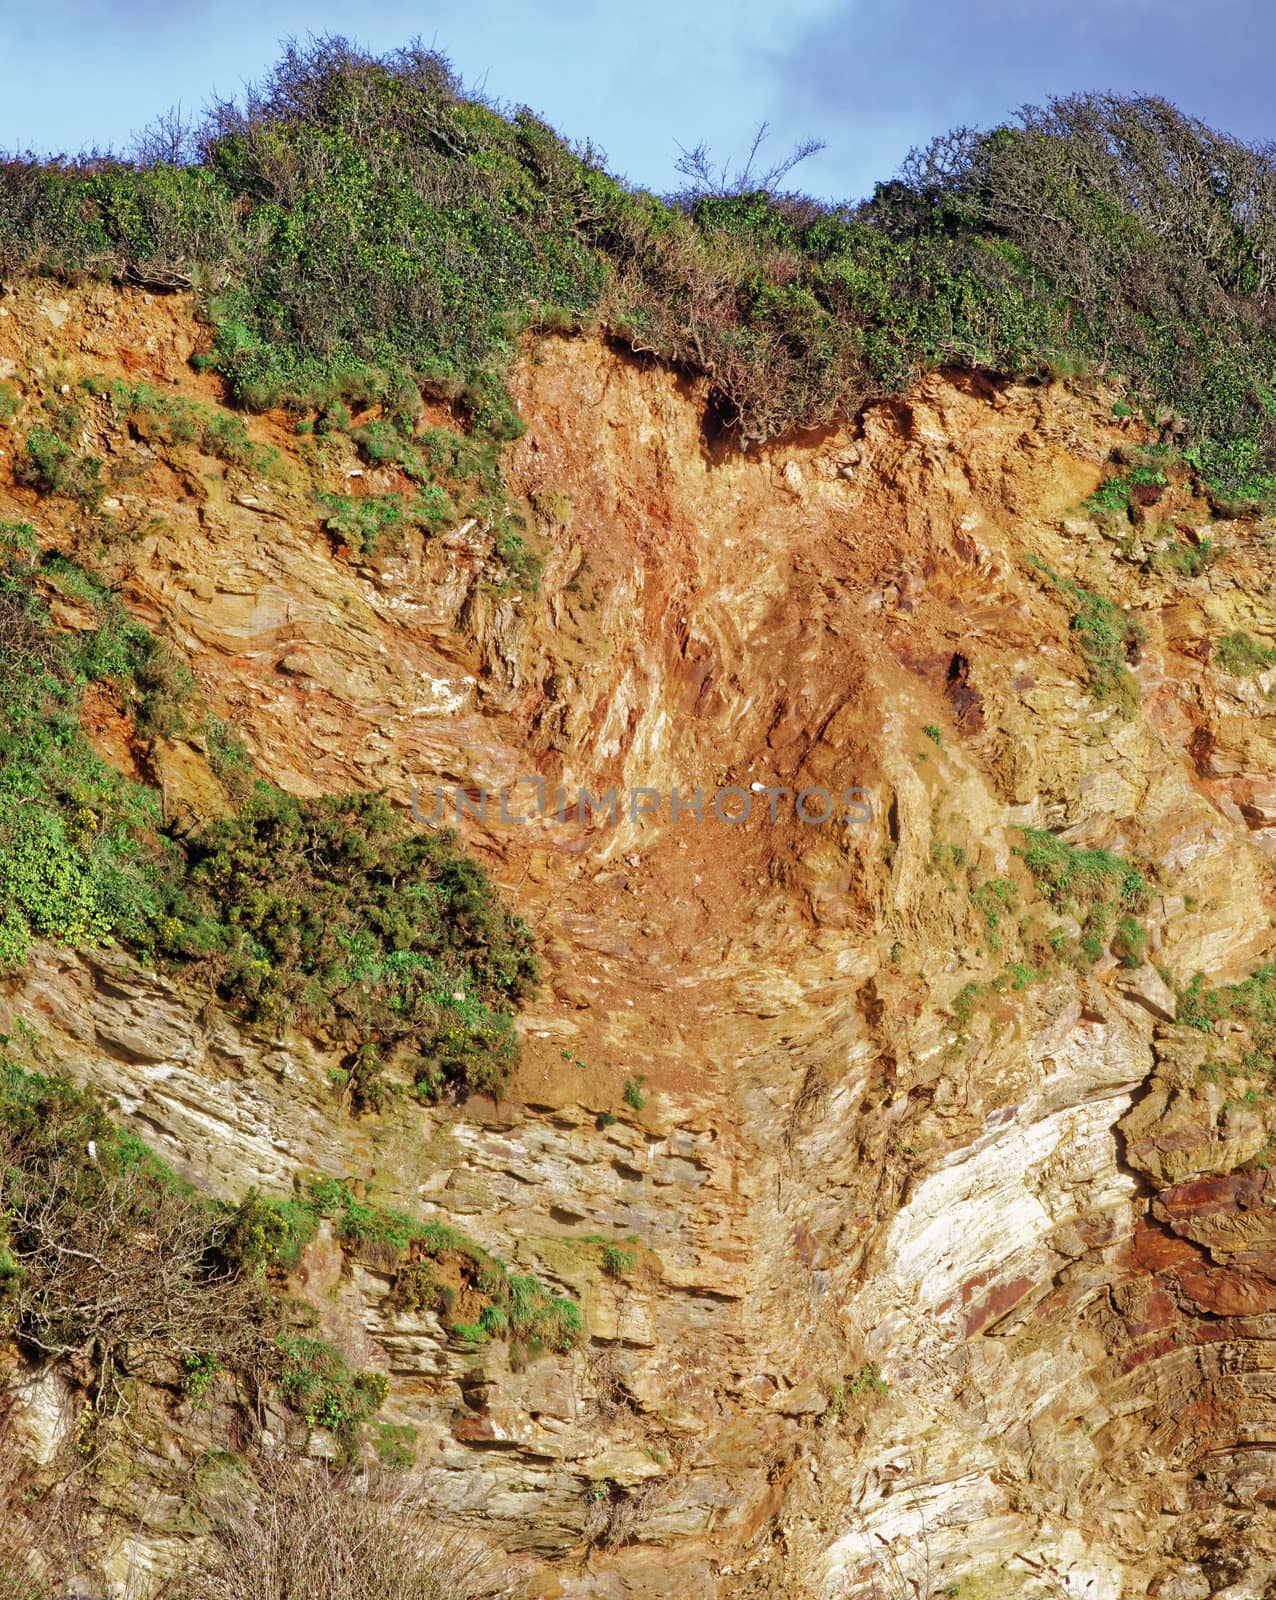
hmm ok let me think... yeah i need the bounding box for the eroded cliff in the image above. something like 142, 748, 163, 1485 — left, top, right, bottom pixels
3, 279, 1276, 1599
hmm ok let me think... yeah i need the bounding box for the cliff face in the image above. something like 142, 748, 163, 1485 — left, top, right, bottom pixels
3, 281, 1276, 1599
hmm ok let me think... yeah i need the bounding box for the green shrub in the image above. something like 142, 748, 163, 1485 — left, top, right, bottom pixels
0, 551, 180, 971
202, 712, 254, 793
0, 1061, 579, 1467
951, 981, 981, 1028
216, 1187, 321, 1273
0, 1063, 269, 1405
1112, 915, 1149, 968
1085, 466, 1166, 516
84, 376, 278, 474
275, 1334, 389, 1434
0, 541, 537, 1096
847, 1360, 889, 1397
293, 1176, 584, 1355
320, 488, 453, 555
622, 1074, 647, 1111
164, 788, 537, 1101
182, 1351, 221, 1405
1147, 536, 1216, 579
970, 876, 1018, 932
1016, 830, 1149, 912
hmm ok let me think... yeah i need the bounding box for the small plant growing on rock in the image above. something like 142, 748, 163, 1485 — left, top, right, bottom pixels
1216, 630, 1276, 676
622, 1074, 647, 1111
1015, 828, 1151, 968
601, 1244, 636, 1278
16, 424, 103, 509
182, 1351, 221, 1407
848, 1360, 889, 1397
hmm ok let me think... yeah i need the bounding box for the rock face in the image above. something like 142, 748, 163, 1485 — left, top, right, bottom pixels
3, 282, 1276, 1596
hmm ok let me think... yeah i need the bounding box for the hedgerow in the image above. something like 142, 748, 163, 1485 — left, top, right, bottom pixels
5, 42, 1276, 495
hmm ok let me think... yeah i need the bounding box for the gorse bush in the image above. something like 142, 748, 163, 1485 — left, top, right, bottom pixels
6, 42, 1276, 485
167, 789, 538, 1102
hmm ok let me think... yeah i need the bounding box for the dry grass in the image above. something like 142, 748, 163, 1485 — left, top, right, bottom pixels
165, 1461, 499, 1600
0, 1446, 498, 1600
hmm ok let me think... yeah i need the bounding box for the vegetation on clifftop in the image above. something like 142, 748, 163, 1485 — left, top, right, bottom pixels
3, 40, 1276, 499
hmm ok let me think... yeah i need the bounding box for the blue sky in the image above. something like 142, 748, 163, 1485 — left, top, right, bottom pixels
5, 1, 1274, 202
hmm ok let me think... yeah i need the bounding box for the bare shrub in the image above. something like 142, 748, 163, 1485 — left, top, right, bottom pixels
581, 1477, 664, 1552
163, 1459, 497, 1600
0, 1435, 150, 1600
673, 121, 825, 202
0, 1442, 497, 1600
0, 1092, 270, 1413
